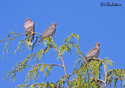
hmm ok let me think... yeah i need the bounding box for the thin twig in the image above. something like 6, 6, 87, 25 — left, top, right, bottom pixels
87, 58, 103, 88
91, 74, 103, 88
68, 58, 103, 88
68, 58, 88, 78
102, 62, 107, 88
0, 33, 25, 42
120, 72, 125, 88
54, 47, 70, 88
68, 71, 75, 78
0, 32, 42, 42
39, 63, 64, 68
29, 82, 66, 88
90, 78, 105, 83
28, 63, 64, 68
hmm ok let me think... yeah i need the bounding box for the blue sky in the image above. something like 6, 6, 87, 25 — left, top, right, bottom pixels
0, 0, 125, 87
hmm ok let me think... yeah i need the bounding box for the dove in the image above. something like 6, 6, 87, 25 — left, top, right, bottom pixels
86, 42, 100, 61
37, 23, 57, 46
24, 18, 35, 45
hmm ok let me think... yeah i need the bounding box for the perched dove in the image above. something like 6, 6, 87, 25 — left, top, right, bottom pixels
24, 18, 35, 45
37, 23, 57, 46
86, 42, 100, 61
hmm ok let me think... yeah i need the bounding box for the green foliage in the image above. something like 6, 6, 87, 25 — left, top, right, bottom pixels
16, 82, 56, 88
70, 60, 101, 88
1, 31, 19, 59
0, 31, 36, 58
25, 65, 40, 83
89, 60, 101, 78
3, 61, 30, 81
1, 32, 125, 88
59, 33, 80, 55
16, 84, 30, 88
14, 39, 26, 54
64, 33, 79, 44
101, 57, 114, 66
107, 69, 125, 87
40, 64, 52, 80
56, 76, 66, 87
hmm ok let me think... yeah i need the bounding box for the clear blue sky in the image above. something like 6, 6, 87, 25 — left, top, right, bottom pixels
0, 0, 125, 87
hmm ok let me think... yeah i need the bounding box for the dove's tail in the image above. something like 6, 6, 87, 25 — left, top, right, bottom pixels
37, 37, 44, 47
27, 35, 34, 46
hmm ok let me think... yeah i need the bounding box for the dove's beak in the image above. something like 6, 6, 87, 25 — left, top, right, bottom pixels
55, 24, 57, 27
25, 18, 29, 21
98, 42, 100, 45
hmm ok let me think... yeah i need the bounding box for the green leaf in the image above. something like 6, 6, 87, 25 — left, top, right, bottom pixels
30, 85, 35, 88
40, 64, 48, 72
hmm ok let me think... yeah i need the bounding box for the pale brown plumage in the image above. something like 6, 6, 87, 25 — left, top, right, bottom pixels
24, 18, 35, 45
86, 42, 100, 61
37, 23, 57, 46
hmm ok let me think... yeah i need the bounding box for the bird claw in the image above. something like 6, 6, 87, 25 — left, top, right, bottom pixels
93, 57, 96, 60
31, 32, 34, 34
93, 57, 101, 60
49, 36, 52, 39
97, 57, 101, 60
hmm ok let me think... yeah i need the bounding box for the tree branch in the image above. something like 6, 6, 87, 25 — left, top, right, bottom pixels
68, 59, 88, 78
29, 63, 64, 68
68, 59, 104, 88
39, 63, 64, 68
54, 47, 70, 88
68, 71, 75, 78
0, 32, 42, 42
102, 62, 107, 88
120, 72, 125, 88
90, 78, 105, 83
91, 73, 103, 88
28, 82, 66, 88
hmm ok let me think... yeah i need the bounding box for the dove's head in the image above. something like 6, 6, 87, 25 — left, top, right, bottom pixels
96, 42, 100, 46
25, 18, 31, 22
52, 23, 57, 27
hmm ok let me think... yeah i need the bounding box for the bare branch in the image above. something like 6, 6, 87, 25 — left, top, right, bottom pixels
68, 71, 75, 78
120, 72, 125, 88
91, 73, 103, 88
54, 47, 70, 88
102, 62, 107, 88
90, 78, 105, 83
